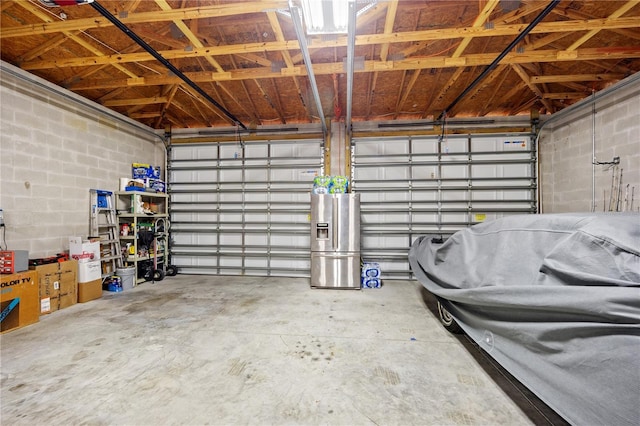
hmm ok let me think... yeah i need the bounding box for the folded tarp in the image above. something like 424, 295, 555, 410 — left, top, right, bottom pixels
408, 213, 640, 426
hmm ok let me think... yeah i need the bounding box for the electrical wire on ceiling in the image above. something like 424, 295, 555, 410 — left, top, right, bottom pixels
39, 0, 248, 130
89, 1, 247, 130
437, 0, 560, 122
30, 0, 162, 76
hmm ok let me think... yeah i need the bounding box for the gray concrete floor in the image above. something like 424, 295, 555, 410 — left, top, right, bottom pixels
1, 276, 566, 425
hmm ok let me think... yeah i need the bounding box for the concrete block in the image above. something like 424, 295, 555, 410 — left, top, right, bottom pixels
1, 91, 33, 113
63, 115, 89, 132
31, 184, 63, 200
14, 110, 47, 131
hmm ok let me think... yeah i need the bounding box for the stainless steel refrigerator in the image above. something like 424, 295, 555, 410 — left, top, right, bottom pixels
310, 193, 361, 289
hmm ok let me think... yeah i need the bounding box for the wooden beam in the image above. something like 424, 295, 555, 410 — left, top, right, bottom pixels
526, 32, 572, 51
253, 78, 286, 123
449, 64, 507, 117
478, 65, 511, 117
266, 10, 310, 122
130, 112, 163, 119
492, 77, 528, 113
510, 96, 539, 116
154, 0, 224, 73
180, 89, 215, 127
551, 4, 640, 43
388, 0, 413, 119
19, 16, 640, 70
155, 84, 179, 128
18, 32, 74, 63
214, 82, 259, 122
493, 2, 547, 25
62, 40, 157, 86
103, 97, 168, 107
567, 1, 638, 51
163, 112, 189, 128
379, 0, 399, 62
452, 0, 499, 58
67, 46, 640, 90
176, 85, 227, 124
216, 27, 259, 124
0, 1, 15, 13
365, 18, 380, 120
134, 25, 189, 50
542, 93, 587, 100
0, 1, 290, 38
351, 127, 531, 139
510, 64, 554, 113
531, 74, 626, 84
395, 69, 421, 116
15, 1, 138, 79
172, 132, 324, 144
432, 68, 465, 109
235, 53, 272, 68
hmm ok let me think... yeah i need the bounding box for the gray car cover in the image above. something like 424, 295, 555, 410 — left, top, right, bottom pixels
408, 213, 640, 426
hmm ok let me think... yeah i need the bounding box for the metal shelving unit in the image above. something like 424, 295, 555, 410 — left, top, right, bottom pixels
116, 191, 169, 284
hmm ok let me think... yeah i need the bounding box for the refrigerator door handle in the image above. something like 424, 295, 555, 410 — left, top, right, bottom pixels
333, 196, 339, 251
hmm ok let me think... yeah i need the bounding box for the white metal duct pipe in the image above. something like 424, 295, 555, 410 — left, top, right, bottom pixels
289, 2, 328, 136
591, 91, 596, 212
345, 0, 357, 136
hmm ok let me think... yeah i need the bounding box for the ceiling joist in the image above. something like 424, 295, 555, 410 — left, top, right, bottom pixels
65, 46, 640, 91
2, 0, 639, 128
18, 16, 640, 71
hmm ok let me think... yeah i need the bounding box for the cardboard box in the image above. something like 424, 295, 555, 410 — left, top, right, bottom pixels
78, 260, 101, 283
69, 237, 100, 261
78, 279, 102, 303
1, 270, 39, 333
31, 260, 78, 314
120, 177, 145, 191
132, 163, 160, 180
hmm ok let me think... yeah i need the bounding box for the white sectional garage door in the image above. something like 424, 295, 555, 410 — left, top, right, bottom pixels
169, 139, 323, 277
352, 133, 537, 279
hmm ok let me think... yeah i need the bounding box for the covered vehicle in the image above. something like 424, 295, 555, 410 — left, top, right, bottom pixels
408, 213, 640, 426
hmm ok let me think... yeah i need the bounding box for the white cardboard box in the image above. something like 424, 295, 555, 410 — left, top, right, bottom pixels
78, 260, 101, 283
69, 237, 100, 261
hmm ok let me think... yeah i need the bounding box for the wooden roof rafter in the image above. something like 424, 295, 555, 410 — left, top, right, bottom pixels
173, 85, 225, 127
214, 80, 260, 124
14, 1, 139, 79
154, 0, 225, 73
266, 10, 311, 122
178, 87, 216, 127
510, 63, 554, 113
153, 84, 180, 128
0, 1, 291, 38
477, 65, 511, 116
17, 16, 640, 71
440, 0, 500, 118
566, 1, 638, 51
214, 26, 260, 125
550, 3, 640, 42
64, 44, 640, 91
2, 1, 639, 128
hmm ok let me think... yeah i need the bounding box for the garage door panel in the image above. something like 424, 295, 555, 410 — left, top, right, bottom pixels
170, 140, 321, 277
354, 133, 536, 279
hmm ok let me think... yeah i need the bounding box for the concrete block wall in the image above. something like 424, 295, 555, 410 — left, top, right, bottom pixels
539, 75, 640, 213
0, 62, 165, 258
